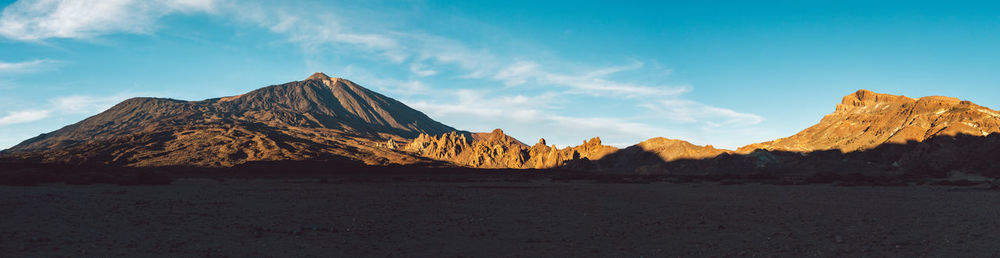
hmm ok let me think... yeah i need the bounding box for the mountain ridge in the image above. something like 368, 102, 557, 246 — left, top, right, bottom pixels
3, 76, 998, 176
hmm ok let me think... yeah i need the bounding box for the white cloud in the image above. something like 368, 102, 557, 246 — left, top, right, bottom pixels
493, 60, 690, 98
339, 66, 429, 95
493, 61, 539, 86
407, 90, 675, 148
0, 109, 50, 125
408, 89, 557, 120
0, 94, 130, 126
642, 99, 764, 126
0, 0, 217, 41
0, 59, 56, 73
50, 95, 130, 114
408, 63, 437, 77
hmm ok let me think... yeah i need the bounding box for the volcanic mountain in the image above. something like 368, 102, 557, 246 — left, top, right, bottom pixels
738, 89, 1000, 153
2, 73, 456, 167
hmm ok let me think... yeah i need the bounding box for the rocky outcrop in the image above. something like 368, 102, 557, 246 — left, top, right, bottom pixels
739, 89, 1000, 153
405, 129, 617, 169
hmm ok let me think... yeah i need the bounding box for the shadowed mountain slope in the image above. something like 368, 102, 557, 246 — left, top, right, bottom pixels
2, 73, 455, 167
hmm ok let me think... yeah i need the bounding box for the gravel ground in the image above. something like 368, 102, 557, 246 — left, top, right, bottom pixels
2, 179, 1000, 257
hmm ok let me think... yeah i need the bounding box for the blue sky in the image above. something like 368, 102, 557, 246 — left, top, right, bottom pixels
1, 0, 999, 150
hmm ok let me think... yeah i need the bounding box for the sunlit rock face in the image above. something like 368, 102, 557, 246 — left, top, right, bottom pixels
739, 89, 1000, 153
406, 129, 618, 169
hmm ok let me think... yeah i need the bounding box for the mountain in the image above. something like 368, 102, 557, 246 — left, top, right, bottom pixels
2, 73, 456, 167
739, 89, 1000, 153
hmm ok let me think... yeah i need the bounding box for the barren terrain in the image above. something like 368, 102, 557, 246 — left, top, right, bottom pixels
2, 178, 999, 257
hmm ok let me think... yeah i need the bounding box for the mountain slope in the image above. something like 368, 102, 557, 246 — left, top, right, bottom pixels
739, 89, 1000, 153
3, 73, 455, 167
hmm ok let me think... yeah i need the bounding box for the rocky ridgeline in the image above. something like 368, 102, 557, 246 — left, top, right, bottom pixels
403, 128, 730, 172
405, 129, 617, 169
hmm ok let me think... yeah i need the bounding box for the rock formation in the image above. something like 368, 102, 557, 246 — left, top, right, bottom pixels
405, 129, 617, 169
739, 89, 1000, 153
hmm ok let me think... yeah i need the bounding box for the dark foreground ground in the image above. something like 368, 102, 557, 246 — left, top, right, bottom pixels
2, 178, 1000, 257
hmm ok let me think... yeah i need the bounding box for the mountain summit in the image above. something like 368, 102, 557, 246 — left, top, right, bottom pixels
3, 74, 456, 167
306, 72, 332, 81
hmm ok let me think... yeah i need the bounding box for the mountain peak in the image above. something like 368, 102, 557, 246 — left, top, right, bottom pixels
306, 72, 332, 81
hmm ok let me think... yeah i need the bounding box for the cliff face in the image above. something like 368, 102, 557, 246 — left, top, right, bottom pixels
739, 89, 1000, 153
3, 73, 453, 167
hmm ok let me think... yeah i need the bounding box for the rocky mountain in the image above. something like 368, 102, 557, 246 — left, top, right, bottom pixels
739, 89, 1000, 153
403, 129, 732, 173
2, 73, 455, 167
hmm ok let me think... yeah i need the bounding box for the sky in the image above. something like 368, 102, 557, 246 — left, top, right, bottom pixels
1, 0, 999, 150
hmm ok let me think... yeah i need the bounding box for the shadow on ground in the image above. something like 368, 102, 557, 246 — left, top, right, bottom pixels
2, 133, 999, 186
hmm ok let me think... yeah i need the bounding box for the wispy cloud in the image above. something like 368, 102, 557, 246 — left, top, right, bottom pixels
491, 59, 691, 97
642, 99, 764, 126
339, 65, 429, 96
0, 94, 132, 126
407, 89, 676, 147
0, 59, 57, 73
0, 0, 217, 41
408, 64, 437, 77
49, 95, 131, 114
0, 109, 50, 125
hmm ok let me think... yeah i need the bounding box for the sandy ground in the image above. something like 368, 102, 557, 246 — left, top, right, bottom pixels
2, 179, 1000, 257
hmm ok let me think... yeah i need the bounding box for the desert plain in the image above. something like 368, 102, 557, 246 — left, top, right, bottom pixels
2, 174, 999, 257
